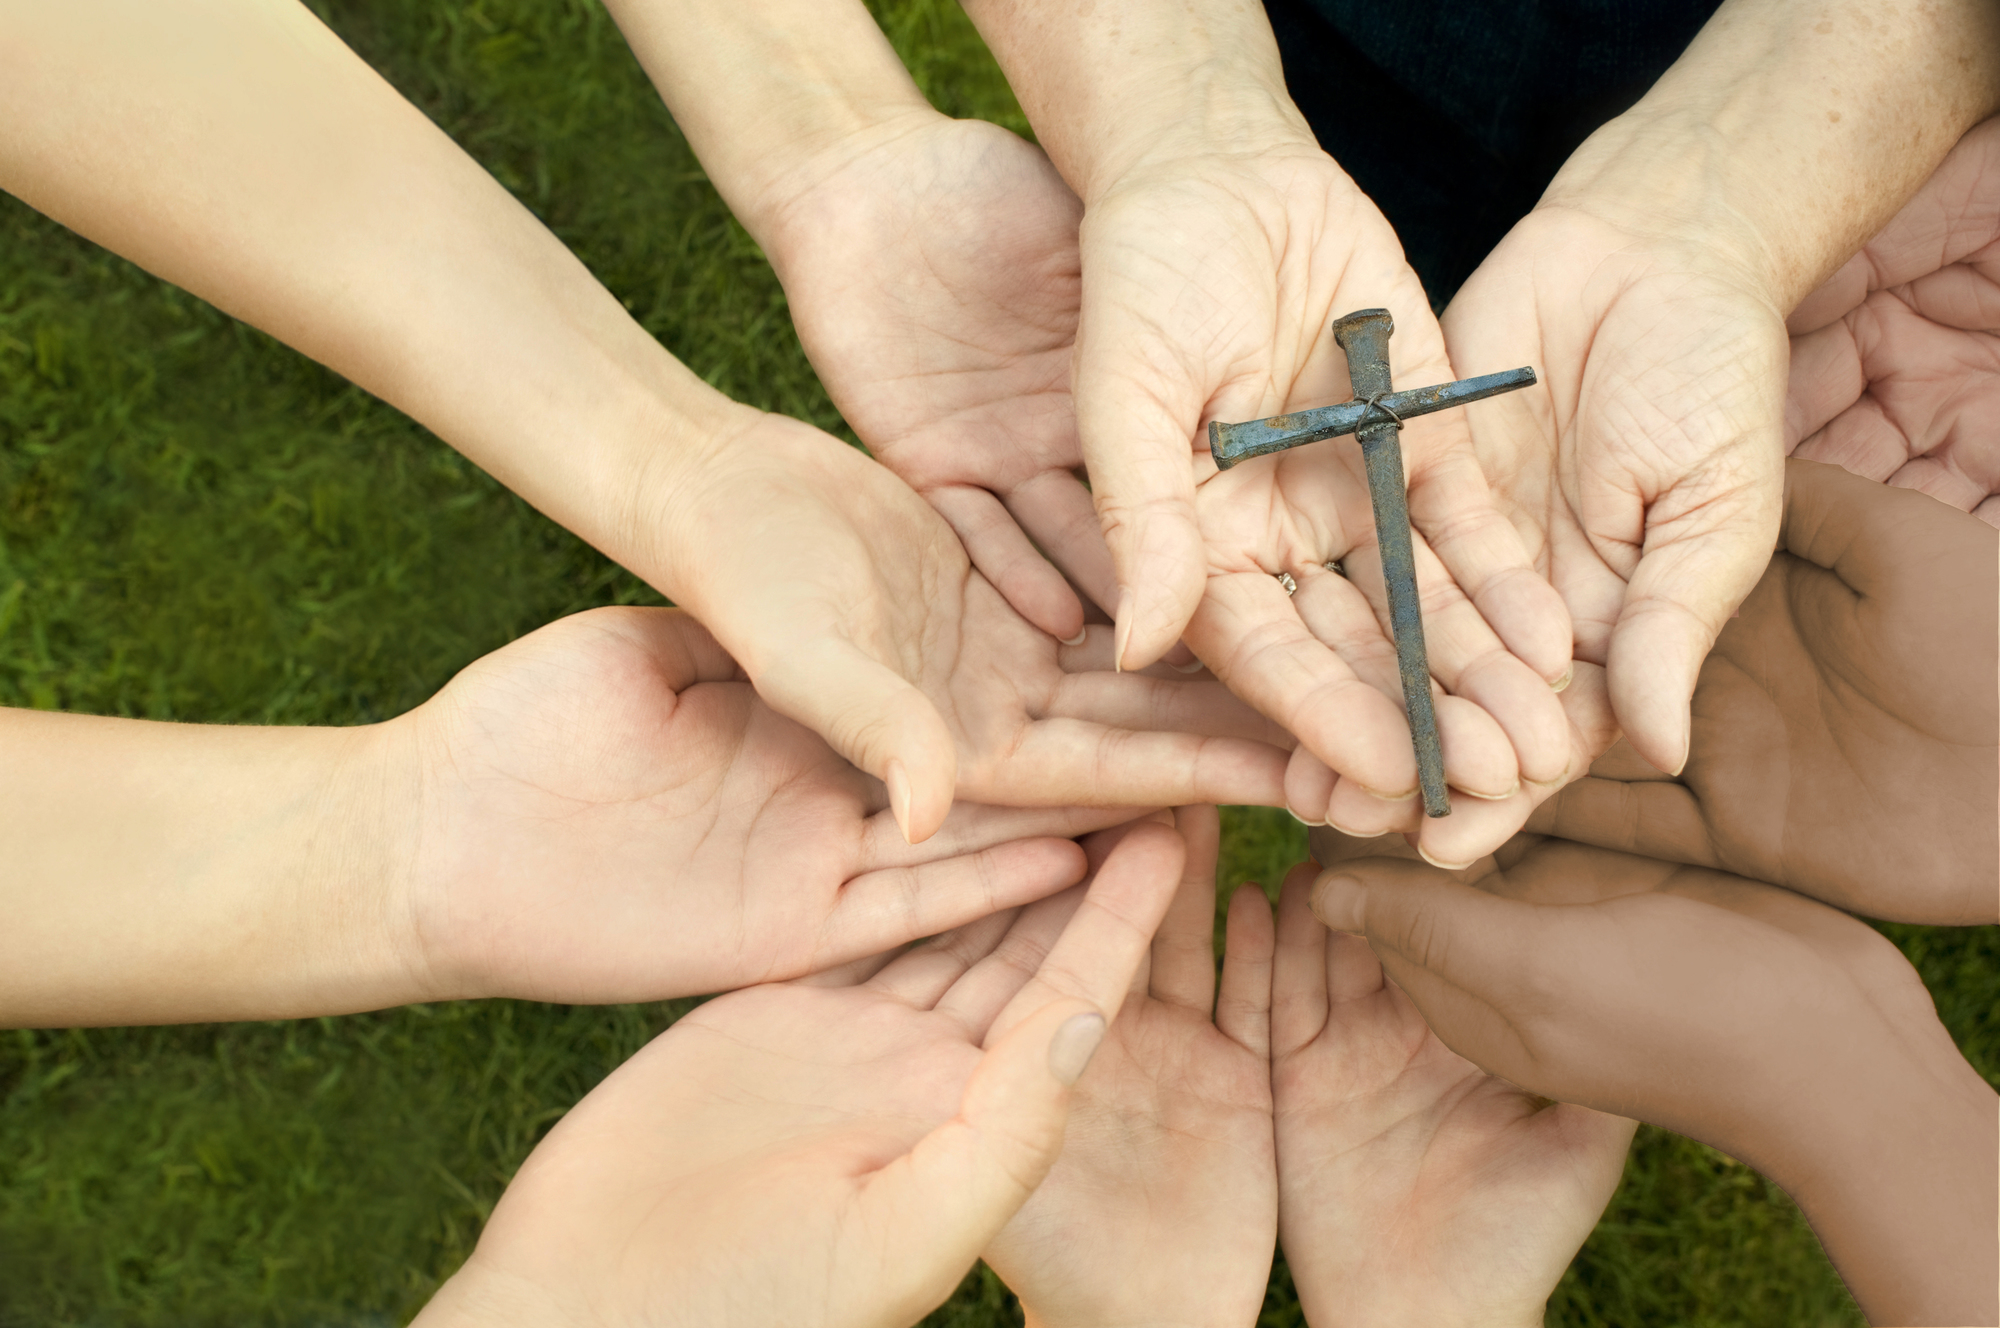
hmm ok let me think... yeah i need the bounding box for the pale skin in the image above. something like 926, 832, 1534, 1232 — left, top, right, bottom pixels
0, 607, 1165, 1028
1314, 842, 2000, 1328
604, 0, 1583, 866
960, 0, 2000, 788
1269, 861, 1635, 1328
1786, 115, 2000, 524
413, 821, 1187, 1328
982, 805, 1279, 1328
0, 0, 1297, 846
1528, 459, 1999, 925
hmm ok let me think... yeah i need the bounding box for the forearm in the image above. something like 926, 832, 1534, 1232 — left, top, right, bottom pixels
601, 0, 934, 245
958, 0, 1314, 200
1545, 0, 2000, 309
1774, 1057, 1999, 1325
0, 708, 421, 1027
0, 0, 748, 588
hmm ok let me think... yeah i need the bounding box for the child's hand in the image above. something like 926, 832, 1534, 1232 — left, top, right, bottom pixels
396, 605, 1151, 1004
982, 806, 1279, 1328
414, 820, 1186, 1328
1313, 839, 2000, 1328
1528, 458, 1998, 923
1270, 861, 1633, 1328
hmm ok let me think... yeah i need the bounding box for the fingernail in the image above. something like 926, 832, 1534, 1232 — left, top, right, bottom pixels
1170, 658, 1206, 674
885, 759, 915, 844
1047, 1011, 1107, 1085
1326, 817, 1388, 839
1310, 872, 1364, 933
1287, 807, 1327, 827
1416, 844, 1477, 871
1112, 586, 1133, 673
1551, 662, 1574, 693
1059, 627, 1088, 647
1461, 781, 1519, 802
1361, 784, 1419, 804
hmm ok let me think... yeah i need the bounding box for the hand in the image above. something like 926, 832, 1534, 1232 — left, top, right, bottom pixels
640, 411, 1291, 842
983, 806, 1278, 1328
1527, 458, 1998, 924
1270, 860, 1634, 1328
413, 821, 1188, 1328
1786, 115, 2000, 525
1313, 839, 2000, 1328
761, 112, 1109, 642
1079, 140, 1578, 862
1440, 206, 1789, 780
393, 604, 1166, 1003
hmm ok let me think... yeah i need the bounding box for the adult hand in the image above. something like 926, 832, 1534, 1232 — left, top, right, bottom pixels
642, 411, 1292, 843
1271, 861, 1633, 1328
1528, 459, 1998, 924
760, 112, 1107, 642
393, 604, 1168, 1003
1314, 839, 2000, 1328
1786, 115, 2000, 524
414, 821, 1187, 1328
1441, 1, 2000, 781
983, 806, 1278, 1328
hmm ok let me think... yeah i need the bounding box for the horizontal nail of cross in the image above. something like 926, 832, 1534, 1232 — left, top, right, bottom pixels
1205, 365, 1537, 470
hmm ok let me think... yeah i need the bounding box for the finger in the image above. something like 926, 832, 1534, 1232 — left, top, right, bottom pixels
1406, 440, 1576, 685
790, 947, 907, 989
1284, 744, 1335, 826
985, 820, 1186, 1045
1216, 883, 1275, 1058
757, 635, 958, 843
863, 997, 1107, 1328
1150, 805, 1223, 1012
867, 905, 1026, 1009
1184, 570, 1419, 798
981, 717, 1289, 810
1325, 776, 1420, 839
1071, 327, 1210, 671
1046, 667, 1298, 747
828, 838, 1087, 994
930, 483, 1087, 644
1006, 468, 1122, 619
1270, 863, 1330, 1057
1324, 926, 1387, 1005
1311, 858, 1551, 1008
933, 885, 1089, 1042
859, 800, 1154, 873
1604, 474, 1782, 778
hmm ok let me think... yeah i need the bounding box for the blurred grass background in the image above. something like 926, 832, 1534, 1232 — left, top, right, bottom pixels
0, 1, 1991, 1323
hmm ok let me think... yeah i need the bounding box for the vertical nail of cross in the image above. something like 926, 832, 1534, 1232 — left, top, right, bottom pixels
1328, 309, 1451, 818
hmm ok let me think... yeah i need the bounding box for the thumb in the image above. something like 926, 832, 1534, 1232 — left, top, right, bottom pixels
754, 634, 958, 844
1311, 857, 1556, 1087
1072, 283, 1209, 673
860, 1000, 1107, 1324
1605, 470, 1781, 777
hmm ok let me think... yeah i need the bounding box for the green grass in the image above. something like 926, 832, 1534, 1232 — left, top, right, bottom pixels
0, 0, 1991, 1323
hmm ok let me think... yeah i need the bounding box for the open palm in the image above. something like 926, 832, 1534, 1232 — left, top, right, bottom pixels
1785, 115, 2000, 523
1271, 863, 1632, 1328
400, 605, 1158, 1003
1528, 459, 1999, 924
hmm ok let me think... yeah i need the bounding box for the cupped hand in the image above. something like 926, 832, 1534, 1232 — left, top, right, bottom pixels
1785, 115, 2000, 524
1528, 459, 1998, 924
414, 820, 1188, 1328
1069, 136, 1577, 859
1312, 838, 2000, 1327
396, 604, 1152, 1003
1271, 861, 1633, 1328
638, 412, 1291, 842
1441, 206, 1790, 778
760, 111, 1108, 641
983, 805, 1278, 1328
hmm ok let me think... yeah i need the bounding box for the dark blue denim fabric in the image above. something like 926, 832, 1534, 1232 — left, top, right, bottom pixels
1265, 0, 1720, 305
